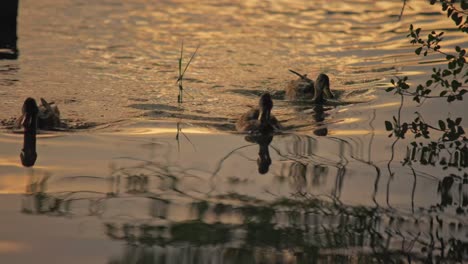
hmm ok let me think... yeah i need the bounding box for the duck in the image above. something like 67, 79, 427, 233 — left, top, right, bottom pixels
16, 98, 62, 130
236, 93, 281, 133
286, 70, 334, 103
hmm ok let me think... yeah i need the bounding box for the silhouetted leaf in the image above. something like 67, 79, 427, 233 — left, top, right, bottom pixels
459, 126, 465, 135
451, 13, 462, 25
439, 120, 446, 131
451, 80, 461, 91
448, 61, 456, 69
447, 8, 454, 18
442, 2, 448, 11
462, 1, 468, 10
385, 121, 393, 131
415, 47, 423, 55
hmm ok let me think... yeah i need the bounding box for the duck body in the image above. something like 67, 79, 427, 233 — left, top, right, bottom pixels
235, 108, 281, 133
285, 70, 315, 100
16, 98, 62, 130
236, 93, 281, 134
37, 98, 61, 129
286, 70, 334, 103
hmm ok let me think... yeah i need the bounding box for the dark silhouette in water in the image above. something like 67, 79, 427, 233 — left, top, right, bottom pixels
312, 104, 328, 136
20, 98, 38, 167
245, 134, 273, 174
236, 93, 281, 134
0, 0, 19, 59
438, 175, 455, 207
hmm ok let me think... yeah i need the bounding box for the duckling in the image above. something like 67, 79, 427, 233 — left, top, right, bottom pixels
286, 71, 334, 103
16, 98, 62, 130
236, 93, 281, 133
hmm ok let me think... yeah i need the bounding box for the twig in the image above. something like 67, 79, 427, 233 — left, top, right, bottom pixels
399, 0, 407, 21
288, 69, 307, 79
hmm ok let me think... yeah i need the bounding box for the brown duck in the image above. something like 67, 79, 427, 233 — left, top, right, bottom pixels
236, 93, 281, 133
286, 70, 334, 103
17, 98, 62, 130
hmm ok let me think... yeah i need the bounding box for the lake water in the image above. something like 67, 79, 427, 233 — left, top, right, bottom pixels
0, 0, 467, 263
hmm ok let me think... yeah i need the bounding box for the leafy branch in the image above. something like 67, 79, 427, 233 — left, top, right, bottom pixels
430, 0, 468, 32
386, 25, 467, 103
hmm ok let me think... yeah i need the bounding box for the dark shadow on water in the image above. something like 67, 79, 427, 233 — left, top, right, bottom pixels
228, 88, 286, 100
0, 64, 19, 86
0, 0, 19, 60
128, 103, 182, 112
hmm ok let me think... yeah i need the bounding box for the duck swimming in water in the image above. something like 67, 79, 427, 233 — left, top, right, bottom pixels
286, 70, 334, 103
16, 98, 62, 130
312, 73, 334, 104
236, 93, 281, 133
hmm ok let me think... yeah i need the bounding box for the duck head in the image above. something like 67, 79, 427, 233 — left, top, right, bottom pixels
21, 98, 39, 132
258, 93, 273, 125
313, 73, 334, 103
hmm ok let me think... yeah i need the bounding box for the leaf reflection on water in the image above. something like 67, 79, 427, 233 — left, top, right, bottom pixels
17, 123, 468, 263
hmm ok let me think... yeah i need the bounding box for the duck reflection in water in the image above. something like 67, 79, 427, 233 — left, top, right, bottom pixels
312, 104, 328, 136
20, 98, 38, 167
245, 134, 273, 174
